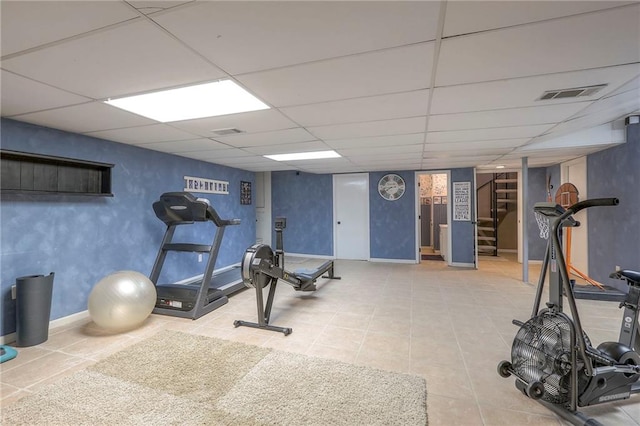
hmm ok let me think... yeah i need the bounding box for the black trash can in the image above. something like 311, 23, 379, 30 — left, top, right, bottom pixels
16, 273, 54, 347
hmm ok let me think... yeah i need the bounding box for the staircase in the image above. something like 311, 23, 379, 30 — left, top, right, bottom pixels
477, 172, 518, 256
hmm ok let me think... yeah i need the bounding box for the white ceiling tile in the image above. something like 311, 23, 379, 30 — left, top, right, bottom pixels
85, 123, 198, 144
572, 88, 640, 120
169, 109, 298, 137
1, 70, 91, 116
137, 138, 228, 153
425, 139, 529, 151
308, 117, 427, 140
443, 2, 633, 37
337, 144, 423, 157
428, 103, 590, 132
244, 141, 332, 156
282, 90, 429, 127
182, 149, 253, 161
127, 1, 194, 15
431, 64, 640, 114
351, 153, 424, 163
2, 20, 226, 99
437, 4, 640, 86
325, 133, 424, 150
0, 1, 139, 56
152, 1, 440, 74
12, 102, 155, 134
237, 43, 433, 107
427, 125, 551, 144
213, 128, 317, 148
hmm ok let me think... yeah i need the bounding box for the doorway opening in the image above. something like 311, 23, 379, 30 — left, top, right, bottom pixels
476, 171, 519, 261
416, 172, 448, 262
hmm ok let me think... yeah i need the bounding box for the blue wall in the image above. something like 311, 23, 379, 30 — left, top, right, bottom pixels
271, 171, 333, 256
1, 119, 255, 336
369, 171, 415, 260
450, 168, 475, 265
587, 122, 640, 290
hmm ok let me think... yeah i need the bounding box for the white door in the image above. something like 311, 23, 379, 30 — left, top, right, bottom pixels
334, 173, 369, 260
255, 172, 271, 245
562, 158, 588, 274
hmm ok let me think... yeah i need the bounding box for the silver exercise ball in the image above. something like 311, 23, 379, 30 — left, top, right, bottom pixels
88, 271, 156, 331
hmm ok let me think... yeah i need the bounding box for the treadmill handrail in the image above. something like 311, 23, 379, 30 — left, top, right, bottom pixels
153, 192, 241, 227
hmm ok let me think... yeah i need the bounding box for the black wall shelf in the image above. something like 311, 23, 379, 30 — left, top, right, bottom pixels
1, 150, 114, 196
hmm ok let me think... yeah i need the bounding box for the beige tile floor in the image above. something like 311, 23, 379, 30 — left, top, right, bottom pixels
1, 255, 639, 425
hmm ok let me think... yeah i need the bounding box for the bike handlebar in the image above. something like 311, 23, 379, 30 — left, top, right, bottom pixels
554, 198, 619, 228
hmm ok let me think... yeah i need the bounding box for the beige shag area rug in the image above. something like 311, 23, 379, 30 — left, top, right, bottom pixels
3, 330, 427, 425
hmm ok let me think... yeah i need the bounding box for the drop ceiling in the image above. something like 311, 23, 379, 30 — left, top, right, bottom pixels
1, 1, 639, 174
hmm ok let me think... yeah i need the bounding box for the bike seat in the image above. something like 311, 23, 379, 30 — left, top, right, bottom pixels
610, 269, 640, 287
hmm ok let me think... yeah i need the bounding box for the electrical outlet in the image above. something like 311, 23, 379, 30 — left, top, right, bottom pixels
198, 254, 203, 263
615, 265, 621, 271
11, 285, 16, 300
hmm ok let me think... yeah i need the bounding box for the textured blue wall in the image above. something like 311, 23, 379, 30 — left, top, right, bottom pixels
1, 119, 255, 336
587, 123, 640, 291
528, 167, 549, 260
450, 168, 475, 264
271, 171, 333, 256
369, 171, 415, 260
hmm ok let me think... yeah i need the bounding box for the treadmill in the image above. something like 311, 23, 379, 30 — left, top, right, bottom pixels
149, 192, 243, 319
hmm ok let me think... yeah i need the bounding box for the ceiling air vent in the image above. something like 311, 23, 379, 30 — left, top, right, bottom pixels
211, 128, 243, 136
537, 84, 607, 101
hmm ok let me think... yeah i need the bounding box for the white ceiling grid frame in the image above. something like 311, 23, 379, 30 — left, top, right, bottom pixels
235, 42, 434, 108
0, 70, 91, 117
84, 123, 202, 145
436, 4, 640, 87
2, 19, 227, 99
1, 1, 639, 174
0, 1, 139, 56
149, 1, 441, 75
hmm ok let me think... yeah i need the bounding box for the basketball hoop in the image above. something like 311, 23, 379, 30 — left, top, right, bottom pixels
535, 211, 550, 240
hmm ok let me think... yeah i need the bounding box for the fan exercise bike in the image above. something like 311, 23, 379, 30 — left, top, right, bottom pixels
497, 198, 640, 426
234, 217, 340, 335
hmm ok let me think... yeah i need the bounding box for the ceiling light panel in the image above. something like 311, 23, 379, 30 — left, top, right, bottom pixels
265, 150, 341, 161
105, 80, 269, 122
246, 141, 331, 155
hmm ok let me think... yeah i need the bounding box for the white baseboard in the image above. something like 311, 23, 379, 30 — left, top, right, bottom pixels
175, 262, 241, 284
285, 252, 335, 260
0, 333, 16, 345
450, 262, 475, 268
369, 258, 417, 264
1, 310, 91, 345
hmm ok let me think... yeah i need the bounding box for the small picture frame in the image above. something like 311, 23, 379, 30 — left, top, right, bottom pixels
433, 196, 441, 204
441, 196, 448, 205
240, 181, 252, 205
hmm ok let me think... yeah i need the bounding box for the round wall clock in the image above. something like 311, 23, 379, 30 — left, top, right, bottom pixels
378, 174, 406, 201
